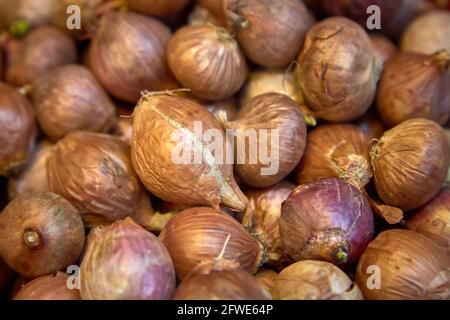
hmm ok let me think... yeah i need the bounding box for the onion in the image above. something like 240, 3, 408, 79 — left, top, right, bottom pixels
319, 0, 428, 37
406, 186, 450, 248
371, 119, 450, 210
47, 131, 167, 231
239, 69, 304, 107
401, 10, 450, 54
369, 34, 398, 66
197, 0, 227, 25
280, 178, 374, 264
52, 0, 103, 37
225, 0, 315, 68
254, 269, 277, 295
173, 259, 271, 300
205, 98, 238, 122
356, 229, 450, 300
376, 50, 450, 127
354, 111, 386, 141
296, 124, 372, 190
8, 140, 53, 200
0, 192, 85, 278
296, 17, 380, 122
31, 65, 117, 141
167, 24, 247, 101
0, 0, 54, 30
0, 82, 36, 176
113, 117, 133, 145
127, 0, 191, 18
188, 5, 223, 26
80, 217, 176, 300
272, 260, 363, 300
159, 207, 266, 279
13, 272, 81, 300
246, 181, 295, 267
221, 93, 307, 187
131, 94, 249, 213
5, 26, 77, 87
89, 11, 177, 103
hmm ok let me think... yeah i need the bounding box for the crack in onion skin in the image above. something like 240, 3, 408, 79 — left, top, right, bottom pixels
167, 24, 247, 101
239, 69, 304, 107
225, 0, 315, 68
8, 140, 53, 200
127, 0, 191, 18
131, 94, 248, 211
0, 83, 36, 177
370, 119, 450, 211
407, 186, 450, 249
369, 34, 398, 67
223, 93, 307, 188
47, 131, 155, 229
296, 17, 380, 122
31, 65, 117, 141
80, 217, 176, 300
159, 207, 266, 280
376, 50, 450, 128
280, 178, 374, 265
13, 272, 81, 300
296, 124, 372, 190
0, 192, 85, 278
246, 181, 295, 267
5, 26, 77, 87
272, 260, 363, 300
401, 10, 450, 55
173, 259, 272, 300
89, 11, 178, 103
356, 229, 450, 300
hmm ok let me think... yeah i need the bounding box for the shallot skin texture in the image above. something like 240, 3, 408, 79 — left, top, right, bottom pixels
280, 178, 374, 265
80, 218, 176, 300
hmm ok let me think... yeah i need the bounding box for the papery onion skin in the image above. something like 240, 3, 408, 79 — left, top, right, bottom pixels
239, 69, 304, 107
167, 25, 247, 101
47, 131, 156, 230
0, 82, 36, 177
173, 259, 271, 300
407, 186, 450, 248
225, 0, 315, 68
127, 0, 191, 18
13, 272, 81, 300
52, 0, 103, 37
5, 26, 77, 87
369, 34, 398, 66
296, 17, 380, 122
371, 119, 450, 210
8, 140, 53, 200
254, 269, 277, 295
80, 217, 176, 300
376, 50, 450, 128
131, 94, 248, 212
401, 10, 450, 55
89, 11, 177, 103
272, 260, 363, 300
296, 124, 372, 190
0, 192, 85, 278
246, 181, 295, 267
356, 229, 450, 300
318, 0, 428, 37
224, 93, 307, 188
159, 207, 266, 279
31, 65, 117, 141
280, 178, 374, 265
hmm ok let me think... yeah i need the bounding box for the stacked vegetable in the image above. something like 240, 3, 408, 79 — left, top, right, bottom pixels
0, 0, 449, 300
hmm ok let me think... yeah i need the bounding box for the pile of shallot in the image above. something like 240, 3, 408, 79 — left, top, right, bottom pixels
0, 0, 449, 301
